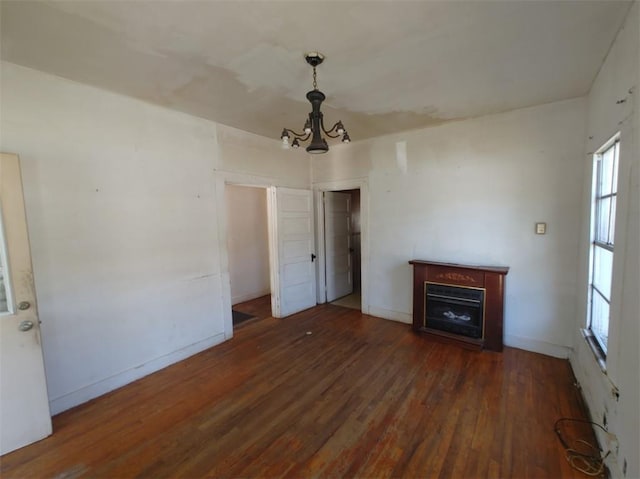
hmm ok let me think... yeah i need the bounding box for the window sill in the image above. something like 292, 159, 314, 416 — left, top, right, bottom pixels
581, 328, 607, 373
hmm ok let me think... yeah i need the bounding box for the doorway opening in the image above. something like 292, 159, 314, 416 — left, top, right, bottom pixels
324, 189, 361, 311
224, 184, 272, 327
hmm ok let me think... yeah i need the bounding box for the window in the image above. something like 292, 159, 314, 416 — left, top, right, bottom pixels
0, 204, 12, 314
588, 136, 619, 358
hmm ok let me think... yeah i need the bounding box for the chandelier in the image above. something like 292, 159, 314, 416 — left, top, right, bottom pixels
280, 52, 350, 154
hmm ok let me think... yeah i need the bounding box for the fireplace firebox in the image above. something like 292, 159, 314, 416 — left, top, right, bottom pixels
409, 260, 509, 351
425, 283, 484, 339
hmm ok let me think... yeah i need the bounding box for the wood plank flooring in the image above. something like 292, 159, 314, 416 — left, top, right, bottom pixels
1, 298, 598, 478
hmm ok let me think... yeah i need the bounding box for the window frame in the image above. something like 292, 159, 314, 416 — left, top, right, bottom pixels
586, 134, 620, 361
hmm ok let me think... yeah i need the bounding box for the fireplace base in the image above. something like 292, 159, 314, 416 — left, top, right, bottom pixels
409, 260, 509, 352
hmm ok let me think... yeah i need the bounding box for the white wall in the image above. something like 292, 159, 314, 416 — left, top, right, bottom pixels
0, 62, 308, 414
570, 4, 639, 478
225, 185, 270, 305
314, 98, 587, 358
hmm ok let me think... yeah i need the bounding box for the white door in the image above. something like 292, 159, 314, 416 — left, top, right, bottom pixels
0, 153, 52, 455
268, 187, 316, 317
324, 192, 353, 302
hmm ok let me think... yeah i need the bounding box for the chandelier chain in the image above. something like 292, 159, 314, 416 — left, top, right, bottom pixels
313, 66, 317, 90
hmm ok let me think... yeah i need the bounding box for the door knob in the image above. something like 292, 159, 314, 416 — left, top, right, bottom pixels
18, 301, 31, 310
18, 320, 34, 332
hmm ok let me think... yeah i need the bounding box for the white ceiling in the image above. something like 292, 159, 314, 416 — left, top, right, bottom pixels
1, 1, 633, 141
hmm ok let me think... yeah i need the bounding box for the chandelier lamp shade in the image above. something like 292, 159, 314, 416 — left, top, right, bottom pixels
280, 52, 350, 154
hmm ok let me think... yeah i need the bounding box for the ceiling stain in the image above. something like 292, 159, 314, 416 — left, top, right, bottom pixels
1, 0, 633, 142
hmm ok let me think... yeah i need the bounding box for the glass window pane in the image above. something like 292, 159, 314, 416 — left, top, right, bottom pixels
599, 149, 614, 196
609, 196, 616, 245
596, 197, 611, 243
591, 290, 609, 354
593, 246, 613, 299
0, 267, 8, 313
0, 224, 9, 314
612, 144, 619, 194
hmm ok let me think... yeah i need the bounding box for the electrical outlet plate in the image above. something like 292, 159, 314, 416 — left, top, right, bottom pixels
535, 222, 546, 234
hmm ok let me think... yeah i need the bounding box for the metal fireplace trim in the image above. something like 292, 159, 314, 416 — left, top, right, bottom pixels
423, 281, 487, 340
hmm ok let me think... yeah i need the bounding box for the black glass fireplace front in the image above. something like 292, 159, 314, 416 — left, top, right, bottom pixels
425, 283, 485, 339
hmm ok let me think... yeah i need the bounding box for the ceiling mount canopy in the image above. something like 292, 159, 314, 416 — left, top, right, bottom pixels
280, 52, 350, 154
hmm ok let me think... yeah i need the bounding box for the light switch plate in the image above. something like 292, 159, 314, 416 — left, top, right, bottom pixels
535, 222, 546, 234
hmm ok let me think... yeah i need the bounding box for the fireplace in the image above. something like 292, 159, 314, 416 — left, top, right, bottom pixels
409, 260, 509, 351
425, 283, 484, 339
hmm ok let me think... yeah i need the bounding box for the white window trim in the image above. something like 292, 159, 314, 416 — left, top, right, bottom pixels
585, 132, 620, 363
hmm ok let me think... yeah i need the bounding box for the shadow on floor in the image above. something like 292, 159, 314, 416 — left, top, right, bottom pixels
232, 310, 257, 326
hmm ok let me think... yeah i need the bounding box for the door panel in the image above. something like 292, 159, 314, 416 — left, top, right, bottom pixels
268, 187, 316, 317
0, 153, 52, 455
324, 192, 353, 302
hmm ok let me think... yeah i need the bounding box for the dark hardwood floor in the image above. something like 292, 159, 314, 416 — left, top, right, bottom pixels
1, 297, 597, 478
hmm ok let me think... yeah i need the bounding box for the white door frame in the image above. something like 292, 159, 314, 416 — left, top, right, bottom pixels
313, 178, 369, 314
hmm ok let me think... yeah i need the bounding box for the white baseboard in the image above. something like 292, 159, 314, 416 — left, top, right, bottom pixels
364, 309, 570, 358
49, 332, 227, 415
504, 334, 572, 358
367, 306, 412, 325
232, 289, 270, 306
